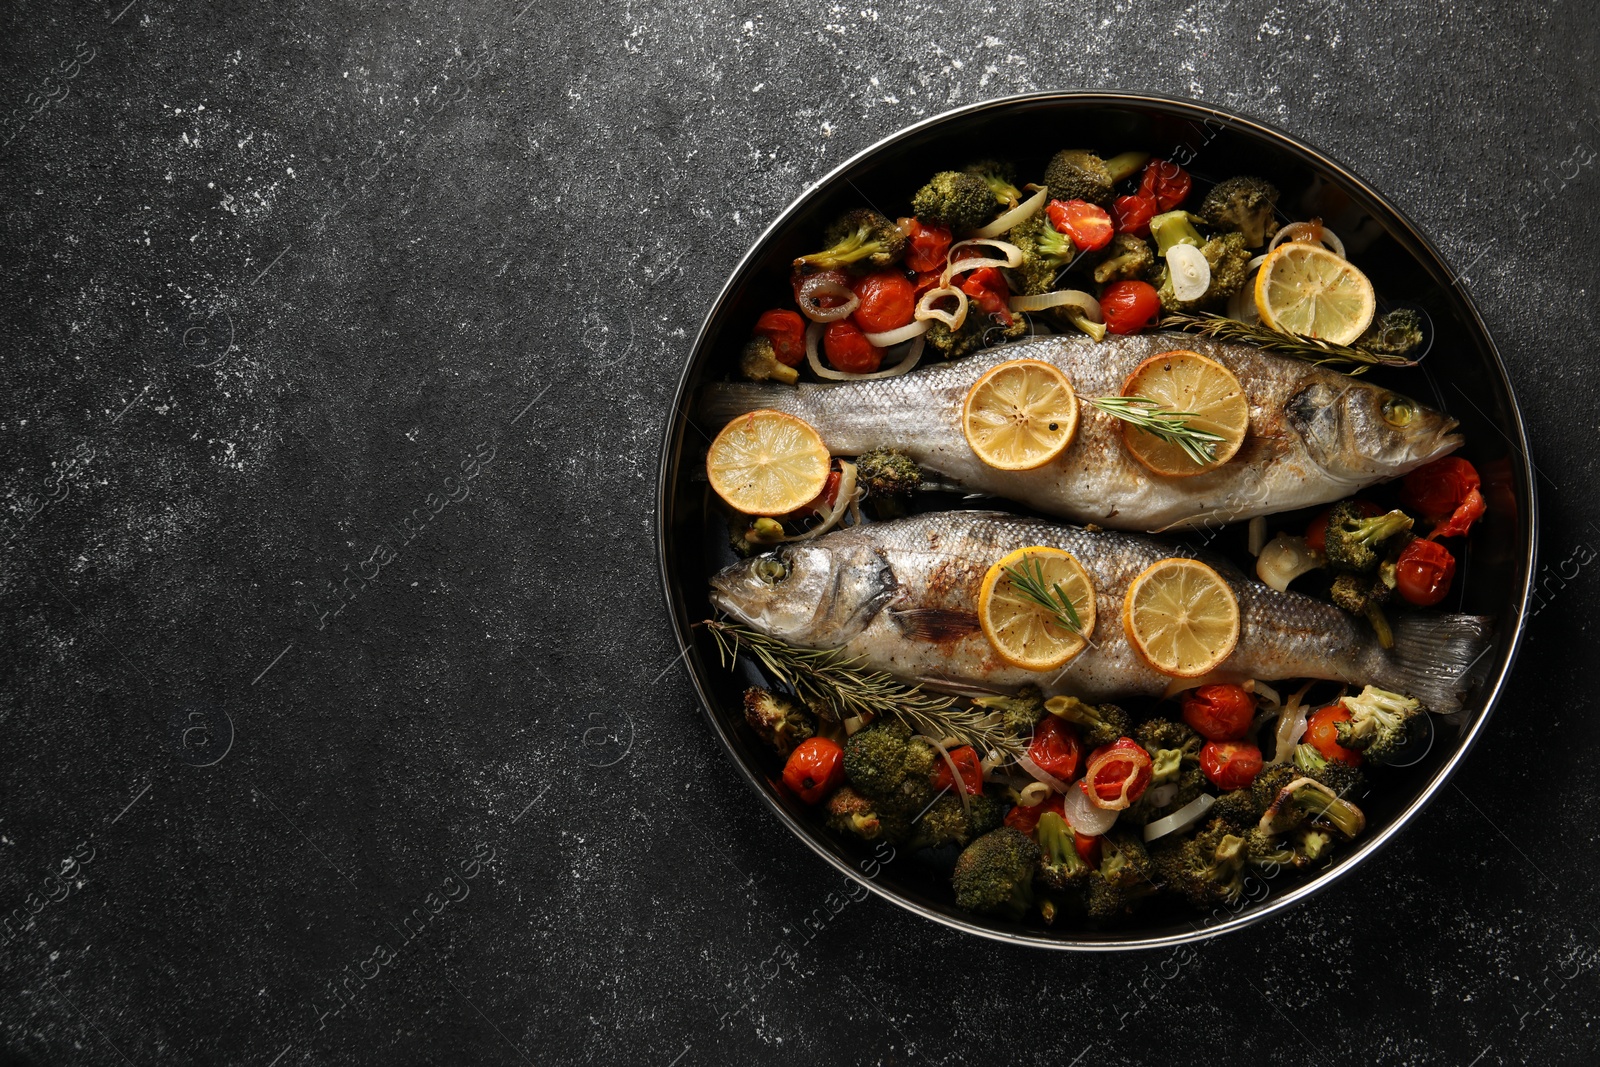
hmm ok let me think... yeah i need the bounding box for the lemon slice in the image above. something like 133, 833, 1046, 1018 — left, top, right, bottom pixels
978, 546, 1097, 671
706, 410, 831, 516
1254, 242, 1376, 345
1118, 350, 1249, 477
961, 359, 1080, 471
1122, 558, 1239, 677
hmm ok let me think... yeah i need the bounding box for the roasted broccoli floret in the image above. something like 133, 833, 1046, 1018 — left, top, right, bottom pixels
1035, 810, 1094, 892
1243, 827, 1297, 868
1151, 817, 1248, 907
1292, 742, 1366, 798
1092, 232, 1156, 284
1043, 149, 1115, 206
964, 159, 1023, 207
738, 336, 799, 385
842, 720, 935, 798
854, 447, 922, 499
742, 687, 814, 756
1258, 776, 1367, 838
1323, 503, 1414, 573
912, 171, 996, 234
952, 827, 1039, 917
1129, 718, 1205, 821
972, 686, 1047, 735
1085, 829, 1159, 920
1007, 213, 1076, 295
825, 786, 887, 841
794, 208, 907, 271
925, 307, 1027, 360
909, 791, 1002, 851
1134, 718, 1203, 763
1294, 826, 1337, 864
1330, 571, 1390, 615
1333, 686, 1423, 764
1209, 788, 1263, 831
1153, 232, 1254, 312
1198, 176, 1280, 249
1045, 696, 1130, 749
1359, 307, 1426, 357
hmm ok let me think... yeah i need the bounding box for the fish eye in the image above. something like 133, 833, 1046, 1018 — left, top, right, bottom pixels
1382, 395, 1416, 427
754, 557, 789, 584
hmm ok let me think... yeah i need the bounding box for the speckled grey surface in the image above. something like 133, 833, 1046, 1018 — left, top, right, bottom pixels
2, 1, 1597, 1064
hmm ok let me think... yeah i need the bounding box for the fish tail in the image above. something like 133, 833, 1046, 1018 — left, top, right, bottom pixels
1364, 613, 1493, 713
698, 381, 807, 426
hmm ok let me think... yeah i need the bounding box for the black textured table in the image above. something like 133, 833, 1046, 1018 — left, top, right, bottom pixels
2, 3, 1596, 1065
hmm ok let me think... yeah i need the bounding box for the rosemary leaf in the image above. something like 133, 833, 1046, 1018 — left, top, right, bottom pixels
1084, 395, 1225, 467
1000, 555, 1085, 637
1159, 312, 1418, 374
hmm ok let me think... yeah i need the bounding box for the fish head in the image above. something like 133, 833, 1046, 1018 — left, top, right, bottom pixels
1287, 378, 1461, 483
709, 540, 896, 646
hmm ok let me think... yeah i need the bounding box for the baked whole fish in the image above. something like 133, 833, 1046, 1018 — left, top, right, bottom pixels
700, 332, 1460, 532
710, 511, 1490, 713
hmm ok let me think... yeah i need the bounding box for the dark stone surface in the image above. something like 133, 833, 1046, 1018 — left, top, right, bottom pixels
1, 2, 1597, 1065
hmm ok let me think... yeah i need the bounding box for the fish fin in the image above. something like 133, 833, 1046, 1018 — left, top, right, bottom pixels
913, 673, 1006, 698
698, 381, 804, 426
889, 607, 981, 642
1366, 613, 1493, 714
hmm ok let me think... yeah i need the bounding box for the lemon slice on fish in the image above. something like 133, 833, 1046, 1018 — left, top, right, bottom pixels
1122, 558, 1240, 678
1254, 242, 1375, 346
962, 359, 1080, 471
979, 546, 1097, 671
1118, 350, 1249, 478
706, 410, 831, 516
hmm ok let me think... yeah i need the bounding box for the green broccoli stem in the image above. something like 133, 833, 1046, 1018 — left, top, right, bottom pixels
1347, 510, 1414, 547
1291, 791, 1363, 838
1104, 151, 1151, 183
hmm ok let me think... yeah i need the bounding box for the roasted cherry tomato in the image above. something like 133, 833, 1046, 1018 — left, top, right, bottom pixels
911, 270, 942, 298
781, 466, 842, 520
821, 321, 882, 374
1112, 193, 1158, 236
1304, 703, 1364, 767
753, 308, 807, 367
782, 737, 845, 804
1027, 717, 1083, 782
1046, 198, 1114, 251
1404, 456, 1485, 538
1081, 737, 1153, 810
1138, 159, 1193, 212
902, 217, 953, 273
1394, 538, 1456, 606
1199, 741, 1263, 790
1305, 499, 1382, 554
1181, 684, 1256, 741
851, 271, 917, 334
1099, 280, 1162, 334
1003, 794, 1064, 836
932, 744, 984, 797
1074, 832, 1103, 867
957, 265, 1014, 324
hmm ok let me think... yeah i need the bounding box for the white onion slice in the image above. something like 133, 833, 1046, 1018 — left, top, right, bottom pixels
1146, 783, 1180, 809
805, 330, 925, 382
973, 184, 1048, 240
1008, 289, 1101, 317
939, 238, 1025, 286
914, 285, 968, 330
1255, 681, 1282, 708
1017, 781, 1052, 808
1166, 243, 1211, 302
1062, 785, 1119, 836
796, 273, 859, 322
1015, 753, 1069, 794
1268, 222, 1345, 259
784, 461, 858, 541
927, 735, 971, 819
862, 318, 930, 348
1268, 681, 1315, 765
1143, 794, 1216, 843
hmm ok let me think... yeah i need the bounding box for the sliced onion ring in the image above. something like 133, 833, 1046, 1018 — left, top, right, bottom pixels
1015, 752, 1069, 794
1062, 784, 1119, 836
1008, 289, 1101, 318
783, 461, 858, 542
914, 285, 969, 330
862, 318, 931, 348
805, 326, 925, 382
1269, 222, 1346, 259
795, 273, 859, 322
1143, 794, 1217, 843
1017, 781, 1052, 807
939, 238, 1025, 286
973, 183, 1049, 240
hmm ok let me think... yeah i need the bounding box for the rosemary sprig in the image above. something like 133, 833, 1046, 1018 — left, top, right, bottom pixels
1084, 396, 1225, 467
1001, 554, 1086, 638
1159, 312, 1418, 374
702, 619, 1025, 758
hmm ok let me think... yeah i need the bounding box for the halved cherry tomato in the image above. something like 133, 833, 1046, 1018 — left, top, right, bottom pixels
958, 266, 1013, 325
1027, 717, 1083, 781
1305, 499, 1382, 554
822, 321, 883, 374
1181, 684, 1255, 741
1099, 280, 1161, 334
1004, 794, 1064, 836
1304, 703, 1364, 767
1199, 741, 1263, 790
1394, 538, 1456, 606
782, 737, 845, 803
1138, 159, 1193, 212
902, 217, 953, 273
932, 744, 984, 797
1113, 193, 1158, 236
1402, 457, 1480, 522
1081, 738, 1153, 809
911, 270, 942, 298
1046, 199, 1114, 252
753, 308, 807, 367
781, 466, 842, 521
851, 271, 917, 334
